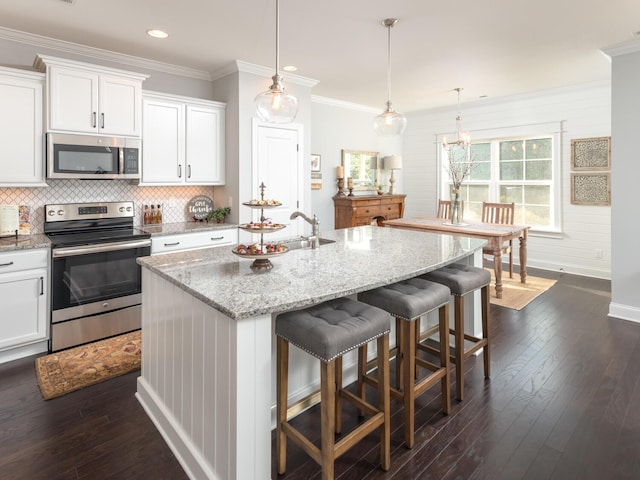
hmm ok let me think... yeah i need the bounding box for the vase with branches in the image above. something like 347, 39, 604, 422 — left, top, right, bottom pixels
445, 148, 474, 225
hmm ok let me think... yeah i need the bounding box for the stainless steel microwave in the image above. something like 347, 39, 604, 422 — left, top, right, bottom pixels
46, 133, 141, 180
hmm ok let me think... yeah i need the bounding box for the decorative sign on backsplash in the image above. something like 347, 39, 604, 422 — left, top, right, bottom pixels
18, 206, 31, 235
188, 195, 214, 221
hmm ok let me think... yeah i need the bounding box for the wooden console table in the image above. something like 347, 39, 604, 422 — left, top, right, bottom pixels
333, 194, 406, 229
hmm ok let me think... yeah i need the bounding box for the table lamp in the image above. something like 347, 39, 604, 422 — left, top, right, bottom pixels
383, 155, 402, 194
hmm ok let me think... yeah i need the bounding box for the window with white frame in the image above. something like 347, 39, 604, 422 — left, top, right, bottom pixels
441, 134, 560, 231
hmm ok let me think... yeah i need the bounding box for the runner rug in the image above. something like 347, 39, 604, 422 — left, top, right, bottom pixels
35, 330, 141, 400
487, 270, 557, 310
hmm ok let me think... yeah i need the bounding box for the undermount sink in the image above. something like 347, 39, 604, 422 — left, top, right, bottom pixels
281, 237, 335, 250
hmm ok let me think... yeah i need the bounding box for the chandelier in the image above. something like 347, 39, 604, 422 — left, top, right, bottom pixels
442, 87, 470, 155
373, 18, 407, 136
254, 0, 299, 123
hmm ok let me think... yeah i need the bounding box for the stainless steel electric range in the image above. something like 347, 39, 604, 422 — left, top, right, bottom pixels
44, 201, 151, 352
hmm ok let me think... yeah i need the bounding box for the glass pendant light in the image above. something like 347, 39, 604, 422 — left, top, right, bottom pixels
373, 18, 407, 136
254, 0, 299, 123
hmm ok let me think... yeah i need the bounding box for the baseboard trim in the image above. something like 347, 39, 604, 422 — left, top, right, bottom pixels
608, 302, 640, 324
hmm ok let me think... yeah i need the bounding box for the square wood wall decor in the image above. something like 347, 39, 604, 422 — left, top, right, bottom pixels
570, 172, 611, 205
571, 136, 611, 170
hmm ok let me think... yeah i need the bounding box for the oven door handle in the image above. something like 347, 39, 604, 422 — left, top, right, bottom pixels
52, 239, 151, 258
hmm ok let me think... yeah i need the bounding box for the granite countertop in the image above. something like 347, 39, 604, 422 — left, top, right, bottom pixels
138, 225, 487, 320
0, 234, 51, 253
141, 222, 237, 236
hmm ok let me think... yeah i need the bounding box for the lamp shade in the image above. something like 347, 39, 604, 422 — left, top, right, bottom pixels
255, 75, 299, 123
384, 155, 402, 170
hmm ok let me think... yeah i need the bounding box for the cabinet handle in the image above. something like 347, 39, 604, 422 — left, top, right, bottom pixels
92, 112, 97, 128
178, 165, 182, 178
188, 165, 192, 178
0, 261, 14, 267
101, 113, 105, 129
210, 236, 224, 241
40, 277, 44, 296
164, 241, 180, 247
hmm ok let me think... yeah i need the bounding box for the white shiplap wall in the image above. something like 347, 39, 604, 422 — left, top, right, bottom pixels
402, 82, 611, 279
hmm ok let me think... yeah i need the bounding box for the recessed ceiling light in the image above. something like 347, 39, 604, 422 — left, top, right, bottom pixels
283, 65, 297, 72
147, 29, 169, 39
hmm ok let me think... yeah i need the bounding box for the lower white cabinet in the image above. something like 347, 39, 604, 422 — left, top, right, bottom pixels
0, 249, 48, 357
151, 228, 238, 255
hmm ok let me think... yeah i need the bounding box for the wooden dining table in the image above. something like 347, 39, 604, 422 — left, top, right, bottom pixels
384, 217, 530, 299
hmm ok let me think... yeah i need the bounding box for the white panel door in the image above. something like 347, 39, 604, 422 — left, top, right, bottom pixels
254, 124, 303, 240
49, 66, 98, 133
185, 104, 224, 184
141, 97, 184, 184
99, 74, 142, 136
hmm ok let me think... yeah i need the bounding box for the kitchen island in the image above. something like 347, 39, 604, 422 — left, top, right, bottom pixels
136, 225, 486, 480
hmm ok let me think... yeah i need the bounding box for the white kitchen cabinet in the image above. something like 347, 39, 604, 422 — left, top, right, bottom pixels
150, 228, 238, 255
0, 67, 46, 187
34, 55, 148, 137
0, 249, 48, 360
141, 91, 225, 185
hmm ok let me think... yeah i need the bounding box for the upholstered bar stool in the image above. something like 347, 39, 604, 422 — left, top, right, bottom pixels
419, 263, 491, 401
275, 297, 391, 480
357, 277, 451, 448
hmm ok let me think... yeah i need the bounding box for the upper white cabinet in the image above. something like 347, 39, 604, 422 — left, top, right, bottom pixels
34, 55, 148, 137
141, 91, 225, 185
0, 67, 46, 187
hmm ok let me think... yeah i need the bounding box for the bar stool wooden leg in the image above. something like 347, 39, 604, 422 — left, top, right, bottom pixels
395, 317, 403, 389
356, 344, 367, 418
482, 285, 491, 378
276, 336, 289, 475
377, 334, 391, 470
401, 319, 417, 448
320, 360, 336, 480
335, 356, 343, 433
439, 304, 451, 414
454, 295, 465, 401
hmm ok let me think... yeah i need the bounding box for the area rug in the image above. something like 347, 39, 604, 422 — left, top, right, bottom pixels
35, 331, 141, 400
486, 270, 557, 310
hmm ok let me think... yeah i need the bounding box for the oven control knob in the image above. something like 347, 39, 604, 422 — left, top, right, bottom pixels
119, 207, 124, 212
57, 209, 64, 216
103, 302, 109, 309
126, 206, 132, 212
47, 210, 55, 216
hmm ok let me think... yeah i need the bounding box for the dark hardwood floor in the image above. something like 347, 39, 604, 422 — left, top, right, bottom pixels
1, 268, 637, 480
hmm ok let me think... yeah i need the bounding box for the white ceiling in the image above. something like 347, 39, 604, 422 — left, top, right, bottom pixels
1, 0, 639, 111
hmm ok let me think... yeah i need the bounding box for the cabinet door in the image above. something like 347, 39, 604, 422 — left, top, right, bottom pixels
99, 74, 142, 136
141, 97, 184, 184
185, 104, 225, 184
48, 66, 98, 133
0, 71, 45, 186
0, 268, 47, 351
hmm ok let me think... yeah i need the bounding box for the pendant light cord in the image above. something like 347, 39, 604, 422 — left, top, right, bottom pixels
275, 0, 280, 74
386, 23, 391, 104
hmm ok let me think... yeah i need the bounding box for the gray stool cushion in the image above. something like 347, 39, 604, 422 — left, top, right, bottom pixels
420, 263, 491, 296
358, 278, 451, 321
276, 297, 391, 362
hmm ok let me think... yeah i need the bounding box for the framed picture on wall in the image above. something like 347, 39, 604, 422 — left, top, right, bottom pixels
311, 154, 321, 172
570, 172, 611, 205
571, 137, 611, 170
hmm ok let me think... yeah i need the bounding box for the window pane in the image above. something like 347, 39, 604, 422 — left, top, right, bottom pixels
500, 185, 522, 203
470, 161, 490, 180
500, 161, 523, 180
525, 160, 552, 180
525, 138, 552, 159
500, 140, 523, 160
468, 184, 489, 202
524, 185, 550, 204
524, 205, 550, 225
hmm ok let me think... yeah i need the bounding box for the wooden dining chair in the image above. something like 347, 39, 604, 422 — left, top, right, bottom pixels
437, 199, 464, 220
481, 202, 515, 278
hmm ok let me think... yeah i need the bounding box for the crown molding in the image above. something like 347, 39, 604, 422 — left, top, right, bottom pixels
602, 37, 640, 57
0, 26, 212, 81
311, 95, 379, 114
213, 60, 319, 88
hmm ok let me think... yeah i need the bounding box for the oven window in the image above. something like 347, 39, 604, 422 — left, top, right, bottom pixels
51, 246, 148, 310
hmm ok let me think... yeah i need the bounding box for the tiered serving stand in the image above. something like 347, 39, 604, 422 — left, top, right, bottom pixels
232, 183, 288, 271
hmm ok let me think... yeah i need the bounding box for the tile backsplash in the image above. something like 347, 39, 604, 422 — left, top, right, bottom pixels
0, 180, 215, 233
